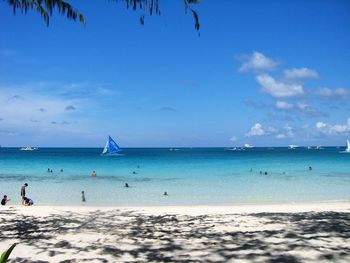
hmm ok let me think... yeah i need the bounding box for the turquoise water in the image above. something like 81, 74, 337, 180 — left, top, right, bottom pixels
0, 147, 349, 206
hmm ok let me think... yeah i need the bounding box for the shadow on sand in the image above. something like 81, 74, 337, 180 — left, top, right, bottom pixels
0, 209, 350, 262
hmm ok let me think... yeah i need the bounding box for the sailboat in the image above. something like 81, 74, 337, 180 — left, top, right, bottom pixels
101, 136, 122, 155
345, 139, 350, 153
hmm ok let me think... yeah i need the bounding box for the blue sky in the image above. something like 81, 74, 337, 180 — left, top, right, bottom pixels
0, 0, 349, 147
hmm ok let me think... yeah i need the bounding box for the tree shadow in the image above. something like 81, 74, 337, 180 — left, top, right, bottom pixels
1, 209, 350, 262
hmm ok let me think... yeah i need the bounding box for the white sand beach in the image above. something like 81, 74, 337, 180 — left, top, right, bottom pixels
1, 202, 350, 262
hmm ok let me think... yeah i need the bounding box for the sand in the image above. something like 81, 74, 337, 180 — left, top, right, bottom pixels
1, 202, 350, 262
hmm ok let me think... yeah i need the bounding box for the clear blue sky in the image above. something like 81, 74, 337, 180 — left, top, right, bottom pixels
0, 0, 349, 147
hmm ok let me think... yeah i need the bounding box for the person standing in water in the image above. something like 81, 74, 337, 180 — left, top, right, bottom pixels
21, 183, 28, 205
81, 191, 86, 202
91, 171, 97, 177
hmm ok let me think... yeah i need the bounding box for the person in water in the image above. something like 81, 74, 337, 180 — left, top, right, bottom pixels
60, 169, 63, 172
81, 191, 86, 202
47, 168, 50, 172
309, 166, 312, 171
91, 171, 97, 177
1, 195, 9, 206
132, 171, 137, 174
23, 197, 33, 206
21, 183, 28, 205
163, 191, 168, 196
125, 183, 129, 188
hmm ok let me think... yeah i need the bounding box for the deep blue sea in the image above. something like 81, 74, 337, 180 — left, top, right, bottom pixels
0, 147, 349, 206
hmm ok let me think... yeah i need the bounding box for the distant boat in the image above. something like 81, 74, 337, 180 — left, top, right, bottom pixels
225, 147, 244, 151
345, 139, 350, 153
244, 143, 254, 148
288, 145, 298, 149
101, 136, 121, 155
20, 147, 38, 151
169, 148, 179, 151
225, 147, 237, 151
315, 145, 324, 150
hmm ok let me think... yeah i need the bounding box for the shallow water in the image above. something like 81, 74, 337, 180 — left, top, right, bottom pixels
0, 147, 349, 206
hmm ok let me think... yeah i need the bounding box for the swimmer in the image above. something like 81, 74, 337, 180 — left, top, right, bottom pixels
132, 171, 137, 175
163, 191, 168, 196
309, 166, 312, 171
1, 195, 10, 206
23, 197, 33, 206
60, 169, 63, 172
125, 183, 129, 188
91, 171, 97, 177
264, 171, 268, 175
81, 191, 86, 202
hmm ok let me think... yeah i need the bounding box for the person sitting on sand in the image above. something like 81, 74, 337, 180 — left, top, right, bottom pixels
1, 195, 10, 206
91, 171, 97, 177
21, 183, 28, 205
23, 197, 33, 206
81, 191, 86, 202
125, 183, 129, 188
163, 191, 168, 196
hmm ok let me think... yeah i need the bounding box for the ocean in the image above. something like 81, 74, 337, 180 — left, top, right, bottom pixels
0, 147, 349, 206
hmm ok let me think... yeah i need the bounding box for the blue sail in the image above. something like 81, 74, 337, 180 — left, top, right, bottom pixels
102, 136, 121, 155
108, 136, 121, 154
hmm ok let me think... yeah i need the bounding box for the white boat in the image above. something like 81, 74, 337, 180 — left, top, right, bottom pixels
101, 136, 121, 155
288, 144, 298, 149
169, 148, 179, 151
244, 143, 254, 148
225, 147, 237, 151
20, 147, 38, 151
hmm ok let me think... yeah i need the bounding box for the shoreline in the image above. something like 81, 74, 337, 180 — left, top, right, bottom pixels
2, 200, 350, 215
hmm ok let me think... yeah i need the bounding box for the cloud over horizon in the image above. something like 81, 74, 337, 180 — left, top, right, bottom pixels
239, 51, 278, 72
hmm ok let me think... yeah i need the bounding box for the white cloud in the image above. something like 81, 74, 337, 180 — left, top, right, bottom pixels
275, 100, 325, 117
230, 136, 237, 142
275, 125, 295, 139
315, 87, 350, 99
284, 68, 319, 79
245, 123, 276, 137
256, 74, 304, 98
239, 52, 278, 72
0, 84, 86, 137
276, 100, 294, 110
246, 123, 265, 137
316, 118, 350, 135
